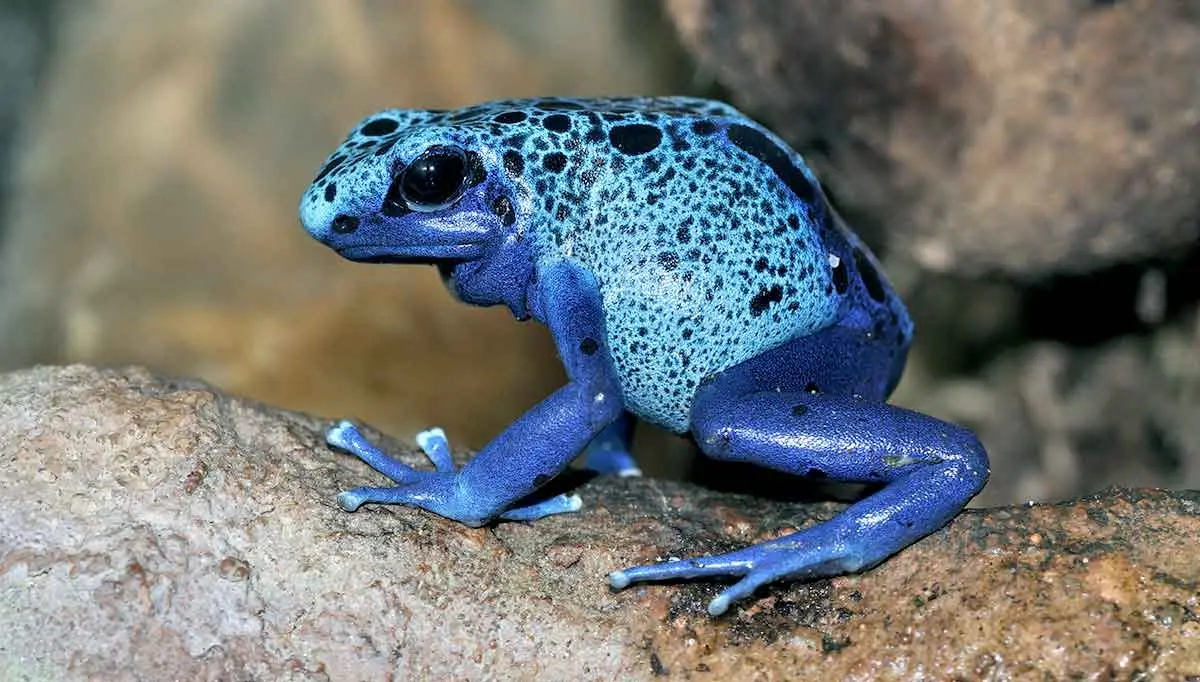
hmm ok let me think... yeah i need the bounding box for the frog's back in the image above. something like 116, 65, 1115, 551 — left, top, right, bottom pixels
474, 97, 857, 432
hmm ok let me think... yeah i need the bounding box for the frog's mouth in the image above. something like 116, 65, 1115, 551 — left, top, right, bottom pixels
336, 244, 482, 263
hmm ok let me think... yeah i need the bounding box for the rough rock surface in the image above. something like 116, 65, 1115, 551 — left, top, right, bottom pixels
666, 0, 1200, 277
2, 365, 1198, 680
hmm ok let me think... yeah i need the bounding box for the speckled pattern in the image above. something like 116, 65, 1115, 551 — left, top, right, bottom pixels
300, 96, 911, 432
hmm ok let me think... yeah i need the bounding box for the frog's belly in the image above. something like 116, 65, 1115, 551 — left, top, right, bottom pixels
598, 263, 837, 433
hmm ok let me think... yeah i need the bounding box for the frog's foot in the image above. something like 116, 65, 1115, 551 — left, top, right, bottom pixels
585, 446, 642, 478
608, 524, 863, 617
325, 420, 582, 523
582, 411, 642, 477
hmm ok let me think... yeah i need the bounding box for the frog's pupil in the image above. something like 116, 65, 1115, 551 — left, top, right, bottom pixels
398, 148, 467, 208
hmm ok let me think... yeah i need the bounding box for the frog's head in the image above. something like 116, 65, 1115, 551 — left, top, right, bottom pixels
299, 110, 507, 264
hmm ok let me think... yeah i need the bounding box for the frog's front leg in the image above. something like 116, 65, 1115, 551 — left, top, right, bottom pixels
326, 423, 583, 521
609, 331, 989, 615
328, 260, 624, 527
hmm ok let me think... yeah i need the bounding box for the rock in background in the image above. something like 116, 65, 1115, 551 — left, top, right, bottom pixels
666, 0, 1200, 277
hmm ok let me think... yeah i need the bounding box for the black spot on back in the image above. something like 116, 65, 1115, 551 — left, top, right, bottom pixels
323, 183, 337, 202
503, 150, 525, 178
543, 152, 567, 173
360, 118, 400, 137
313, 154, 345, 183
609, 124, 663, 156
373, 139, 397, 157
726, 124, 817, 205
853, 248, 887, 302
692, 120, 718, 136
749, 284, 783, 316
542, 114, 571, 133
493, 111, 528, 124
465, 151, 488, 187
657, 251, 679, 271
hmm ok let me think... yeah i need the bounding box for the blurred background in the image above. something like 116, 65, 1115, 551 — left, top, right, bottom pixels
0, 0, 1196, 508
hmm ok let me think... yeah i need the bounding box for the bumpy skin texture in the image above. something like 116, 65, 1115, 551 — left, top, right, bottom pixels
299, 96, 989, 616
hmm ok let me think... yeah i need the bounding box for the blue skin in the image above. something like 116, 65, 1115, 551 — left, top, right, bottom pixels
299, 97, 989, 616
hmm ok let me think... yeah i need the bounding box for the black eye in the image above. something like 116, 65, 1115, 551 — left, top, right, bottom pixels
391, 146, 468, 211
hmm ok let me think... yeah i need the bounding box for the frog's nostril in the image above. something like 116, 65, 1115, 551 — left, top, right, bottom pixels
331, 214, 360, 234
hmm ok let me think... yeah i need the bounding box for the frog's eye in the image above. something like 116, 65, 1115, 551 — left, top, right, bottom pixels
390, 146, 468, 211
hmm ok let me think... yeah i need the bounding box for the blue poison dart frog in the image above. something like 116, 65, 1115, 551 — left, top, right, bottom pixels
299, 96, 989, 616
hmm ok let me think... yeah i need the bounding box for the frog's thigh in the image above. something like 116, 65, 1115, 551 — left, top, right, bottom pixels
687, 325, 980, 486
684, 324, 989, 574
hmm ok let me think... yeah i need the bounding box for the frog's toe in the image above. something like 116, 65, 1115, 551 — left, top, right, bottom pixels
707, 572, 773, 616
324, 419, 362, 449
609, 551, 754, 590
415, 426, 455, 472
336, 484, 419, 512
325, 419, 421, 484
336, 489, 368, 512
610, 537, 862, 615
607, 555, 763, 616
500, 493, 583, 521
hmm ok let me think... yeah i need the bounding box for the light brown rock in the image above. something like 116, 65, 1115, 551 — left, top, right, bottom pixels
2, 365, 1197, 680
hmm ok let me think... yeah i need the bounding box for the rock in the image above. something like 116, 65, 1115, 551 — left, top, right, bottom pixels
2, 365, 1198, 679
665, 0, 1200, 277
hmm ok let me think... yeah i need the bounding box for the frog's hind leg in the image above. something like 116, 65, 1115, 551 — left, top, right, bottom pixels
607, 326, 989, 616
